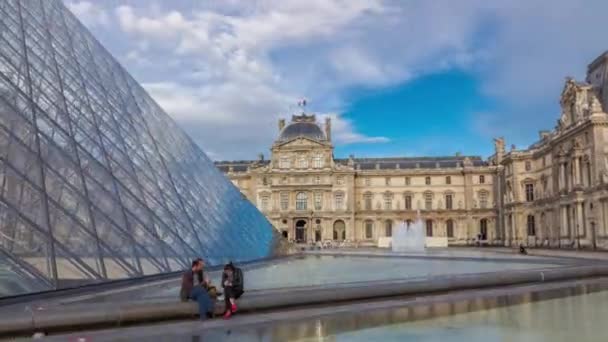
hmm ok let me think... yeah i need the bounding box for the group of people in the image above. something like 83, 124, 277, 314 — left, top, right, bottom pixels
180, 258, 244, 320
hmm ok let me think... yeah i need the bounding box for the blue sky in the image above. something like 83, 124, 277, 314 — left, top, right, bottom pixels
65, 0, 608, 160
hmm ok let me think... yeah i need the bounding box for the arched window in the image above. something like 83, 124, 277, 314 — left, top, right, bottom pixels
527, 215, 536, 236
425, 176, 431, 185
333, 220, 346, 241
426, 220, 433, 236
385, 220, 393, 237
365, 220, 373, 239
446, 219, 454, 238
296, 192, 307, 211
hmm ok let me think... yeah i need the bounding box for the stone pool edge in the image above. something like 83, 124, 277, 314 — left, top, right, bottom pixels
2, 264, 608, 337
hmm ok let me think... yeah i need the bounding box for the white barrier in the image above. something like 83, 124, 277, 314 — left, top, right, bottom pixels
426, 237, 448, 248
377, 237, 448, 248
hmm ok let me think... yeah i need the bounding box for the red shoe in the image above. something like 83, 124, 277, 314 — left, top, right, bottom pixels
223, 310, 232, 319
231, 303, 237, 313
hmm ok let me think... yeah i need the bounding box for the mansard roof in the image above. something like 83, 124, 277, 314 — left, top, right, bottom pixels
215, 155, 488, 172
336, 156, 488, 169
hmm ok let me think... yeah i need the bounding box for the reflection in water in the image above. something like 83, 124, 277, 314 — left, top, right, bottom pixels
129, 281, 608, 342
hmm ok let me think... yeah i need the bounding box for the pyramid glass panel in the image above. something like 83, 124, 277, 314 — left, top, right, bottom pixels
0, 0, 280, 296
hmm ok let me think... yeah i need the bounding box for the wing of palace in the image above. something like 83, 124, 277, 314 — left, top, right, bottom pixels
216, 51, 608, 250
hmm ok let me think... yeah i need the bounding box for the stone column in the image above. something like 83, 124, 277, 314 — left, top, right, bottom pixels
559, 163, 565, 190
573, 157, 581, 186
560, 205, 568, 237
576, 201, 584, 247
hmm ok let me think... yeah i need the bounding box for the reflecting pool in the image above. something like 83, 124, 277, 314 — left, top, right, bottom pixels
141, 254, 560, 299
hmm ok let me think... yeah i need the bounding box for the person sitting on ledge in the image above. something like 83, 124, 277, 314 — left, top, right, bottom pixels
221, 262, 244, 319
180, 259, 214, 320
519, 244, 528, 255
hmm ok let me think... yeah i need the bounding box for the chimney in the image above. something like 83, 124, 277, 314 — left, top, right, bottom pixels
325, 117, 331, 141
278, 118, 285, 132
494, 137, 505, 163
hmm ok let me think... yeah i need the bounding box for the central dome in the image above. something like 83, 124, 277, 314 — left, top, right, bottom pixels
277, 114, 326, 142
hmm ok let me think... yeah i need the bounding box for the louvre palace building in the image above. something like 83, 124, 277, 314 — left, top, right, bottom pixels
216, 51, 608, 249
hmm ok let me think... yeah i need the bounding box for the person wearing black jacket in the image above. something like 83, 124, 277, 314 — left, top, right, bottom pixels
221, 262, 244, 319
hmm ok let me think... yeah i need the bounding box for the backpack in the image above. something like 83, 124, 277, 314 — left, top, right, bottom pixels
233, 267, 244, 291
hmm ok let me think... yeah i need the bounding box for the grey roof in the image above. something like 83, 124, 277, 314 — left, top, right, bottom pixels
337, 156, 488, 170
277, 122, 326, 142
215, 156, 489, 173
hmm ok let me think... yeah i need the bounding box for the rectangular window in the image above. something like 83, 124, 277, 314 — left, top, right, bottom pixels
446, 176, 451, 185
365, 178, 371, 186
365, 221, 373, 239
479, 175, 485, 184
314, 176, 321, 184
385, 177, 391, 185
260, 195, 269, 211
425, 176, 431, 185
364, 194, 372, 210
280, 192, 289, 211
405, 177, 411, 185
313, 154, 323, 168
335, 193, 344, 210
426, 220, 433, 237
525, 161, 532, 171
446, 220, 454, 238
525, 184, 534, 202
479, 191, 488, 209
336, 176, 344, 185
280, 157, 290, 169
445, 194, 453, 210
298, 155, 308, 168
527, 215, 536, 236
296, 192, 307, 211
425, 193, 433, 210
384, 196, 392, 210
314, 192, 322, 210
405, 195, 412, 210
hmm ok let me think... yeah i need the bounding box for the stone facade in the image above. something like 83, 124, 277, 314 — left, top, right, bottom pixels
493, 51, 608, 249
216, 114, 496, 246
216, 51, 608, 249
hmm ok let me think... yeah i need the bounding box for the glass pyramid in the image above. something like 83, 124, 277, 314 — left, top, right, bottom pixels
0, 0, 279, 296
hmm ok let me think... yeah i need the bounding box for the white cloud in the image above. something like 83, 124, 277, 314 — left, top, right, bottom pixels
80, 0, 608, 160
66, 1, 110, 28
319, 113, 389, 144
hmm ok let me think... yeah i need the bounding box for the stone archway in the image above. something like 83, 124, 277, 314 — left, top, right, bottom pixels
295, 219, 307, 243
333, 220, 346, 241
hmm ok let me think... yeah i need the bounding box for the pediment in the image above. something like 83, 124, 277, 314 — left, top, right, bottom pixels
274, 136, 328, 149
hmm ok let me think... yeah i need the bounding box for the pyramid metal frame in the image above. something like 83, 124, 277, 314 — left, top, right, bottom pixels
0, 0, 276, 294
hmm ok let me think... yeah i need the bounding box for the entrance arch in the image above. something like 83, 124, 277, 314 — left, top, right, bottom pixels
333, 220, 346, 241
295, 220, 307, 243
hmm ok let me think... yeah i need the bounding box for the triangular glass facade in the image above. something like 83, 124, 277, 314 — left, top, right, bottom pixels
0, 0, 279, 296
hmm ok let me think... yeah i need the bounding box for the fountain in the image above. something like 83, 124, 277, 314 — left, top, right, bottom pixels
392, 210, 426, 252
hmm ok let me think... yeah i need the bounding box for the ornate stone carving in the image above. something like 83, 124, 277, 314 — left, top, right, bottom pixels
602, 155, 608, 184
